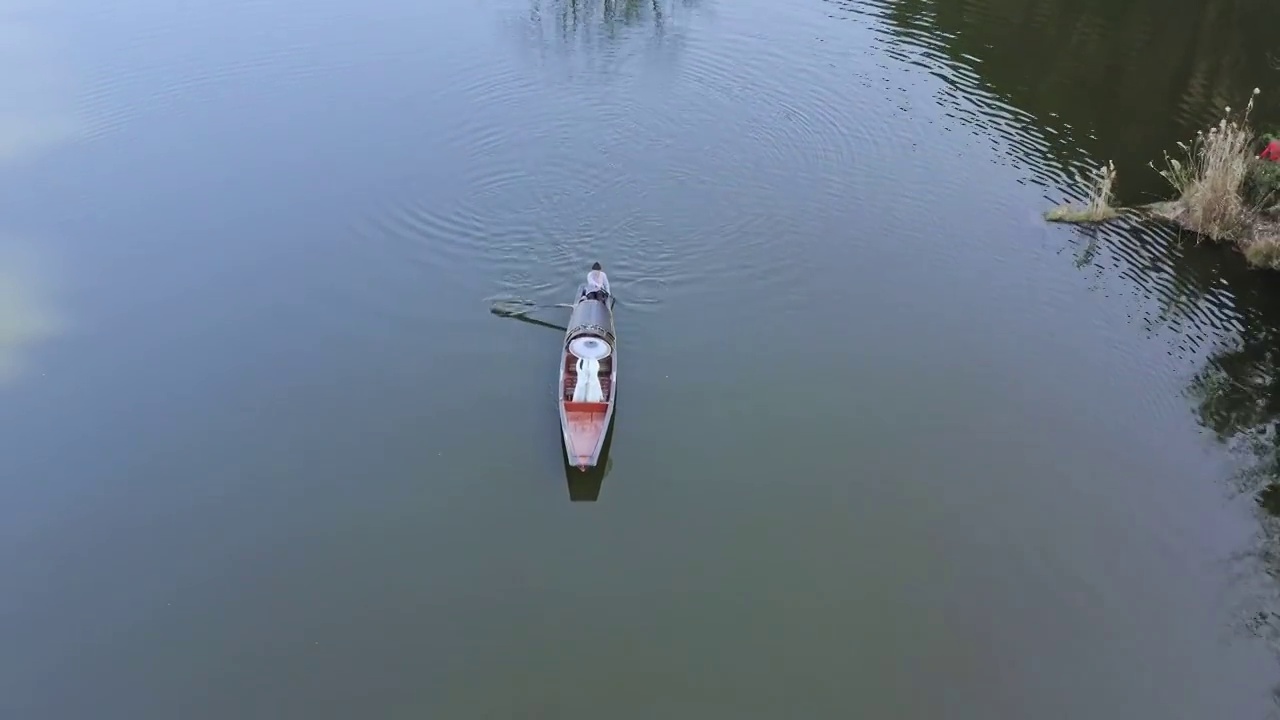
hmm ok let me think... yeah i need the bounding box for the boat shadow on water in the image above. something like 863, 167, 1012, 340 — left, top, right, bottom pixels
562, 407, 616, 502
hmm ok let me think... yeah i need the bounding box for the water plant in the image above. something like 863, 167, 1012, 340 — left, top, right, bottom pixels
1050, 88, 1280, 272
1045, 160, 1119, 223
1152, 89, 1261, 242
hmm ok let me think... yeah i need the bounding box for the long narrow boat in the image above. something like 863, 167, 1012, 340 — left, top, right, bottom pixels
558, 282, 617, 471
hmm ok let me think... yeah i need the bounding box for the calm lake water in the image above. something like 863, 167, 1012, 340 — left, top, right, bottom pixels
7, 0, 1280, 716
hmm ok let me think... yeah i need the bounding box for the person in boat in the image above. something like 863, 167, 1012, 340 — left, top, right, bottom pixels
584, 262, 610, 301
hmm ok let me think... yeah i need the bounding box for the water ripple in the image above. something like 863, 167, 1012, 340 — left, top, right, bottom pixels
824, 0, 1257, 357
74, 0, 443, 143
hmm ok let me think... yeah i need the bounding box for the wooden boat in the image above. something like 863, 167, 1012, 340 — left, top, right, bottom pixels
563, 417, 614, 501
558, 283, 616, 471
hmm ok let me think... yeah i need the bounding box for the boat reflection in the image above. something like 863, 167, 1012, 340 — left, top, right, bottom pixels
562, 409, 615, 502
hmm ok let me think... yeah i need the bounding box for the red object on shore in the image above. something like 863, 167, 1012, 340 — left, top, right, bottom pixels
1260, 140, 1280, 161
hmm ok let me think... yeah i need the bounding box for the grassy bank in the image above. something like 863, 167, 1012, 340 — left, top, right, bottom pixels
1048, 89, 1280, 271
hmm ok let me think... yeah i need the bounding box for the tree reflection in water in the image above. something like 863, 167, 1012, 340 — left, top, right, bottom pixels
826, 0, 1280, 674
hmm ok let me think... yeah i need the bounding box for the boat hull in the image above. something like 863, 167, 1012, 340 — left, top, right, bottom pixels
558, 285, 616, 470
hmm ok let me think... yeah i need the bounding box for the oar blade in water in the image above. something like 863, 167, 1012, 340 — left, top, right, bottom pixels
489, 298, 573, 317
489, 298, 539, 317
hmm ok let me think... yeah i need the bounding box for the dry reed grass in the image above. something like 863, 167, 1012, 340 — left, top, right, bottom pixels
1153, 90, 1261, 242
1046, 88, 1280, 271
1045, 161, 1119, 223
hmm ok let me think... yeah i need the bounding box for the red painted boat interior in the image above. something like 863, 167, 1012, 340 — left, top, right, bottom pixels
564, 401, 609, 412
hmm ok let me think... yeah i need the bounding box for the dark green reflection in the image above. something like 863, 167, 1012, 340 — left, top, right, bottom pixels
833, 2, 1280, 677
840, 0, 1280, 505
838, 0, 1280, 199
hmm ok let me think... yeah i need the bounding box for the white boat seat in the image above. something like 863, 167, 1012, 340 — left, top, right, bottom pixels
573, 356, 604, 402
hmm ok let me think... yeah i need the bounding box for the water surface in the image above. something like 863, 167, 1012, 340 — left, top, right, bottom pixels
4, 0, 1280, 717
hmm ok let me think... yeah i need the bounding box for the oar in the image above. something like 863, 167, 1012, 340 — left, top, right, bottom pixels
495, 312, 568, 332
489, 299, 573, 317
489, 298, 573, 331
489, 294, 616, 331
